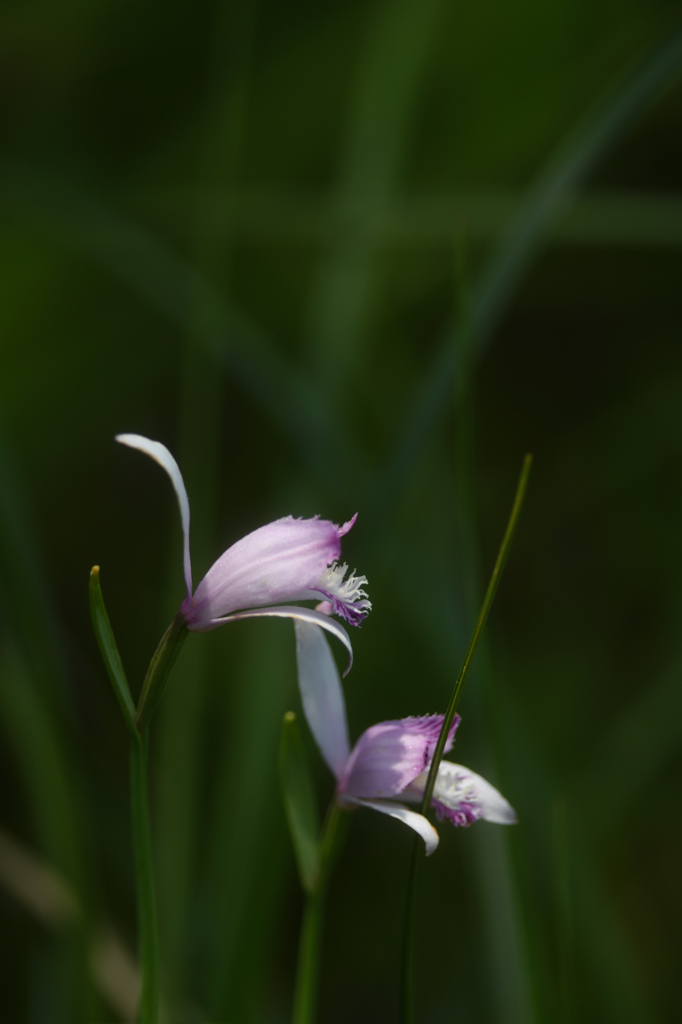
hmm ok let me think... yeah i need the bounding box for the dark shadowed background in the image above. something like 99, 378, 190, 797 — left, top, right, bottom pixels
1, 1, 682, 1021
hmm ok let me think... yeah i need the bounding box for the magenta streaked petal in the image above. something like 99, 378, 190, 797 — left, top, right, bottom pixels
197, 604, 354, 675
294, 621, 350, 780
339, 796, 439, 856
182, 515, 370, 629
407, 761, 516, 827
116, 434, 192, 600
338, 714, 460, 800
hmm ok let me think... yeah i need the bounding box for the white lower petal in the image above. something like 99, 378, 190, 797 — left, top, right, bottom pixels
341, 796, 440, 856
116, 434, 192, 599
410, 761, 516, 826
294, 621, 350, 780
208, 605, 353, 675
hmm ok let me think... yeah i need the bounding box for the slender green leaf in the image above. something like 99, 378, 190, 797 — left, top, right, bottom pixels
377, 27, 682, 524
279, 712, 321, 895
88, 567, 137, 737
420, 454, 532, 814
135, 614, 188, 732
306, 0, 443, 393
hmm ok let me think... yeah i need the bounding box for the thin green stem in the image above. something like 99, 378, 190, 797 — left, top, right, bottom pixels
130, 731, 159, 1024
419, 453, 532, 815
292, 801, 345, 1024
135, 614, 188, 732
89, 566, 137, 738
400, 454, 532, 1024
400, 837, 422, 1024
91, 592, 190, 1021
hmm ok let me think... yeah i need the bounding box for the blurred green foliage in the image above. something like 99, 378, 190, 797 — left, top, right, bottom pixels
1, 1, 682, 1021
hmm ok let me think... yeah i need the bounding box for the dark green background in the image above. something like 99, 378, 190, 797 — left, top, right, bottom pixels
1, 1, 681, 1021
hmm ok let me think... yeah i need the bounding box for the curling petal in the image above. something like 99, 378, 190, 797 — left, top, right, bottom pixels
181, 515, 370, 629
294, 621, 350, 780
339, 715, 459, 800
341, 796, 439, 856
408, 761, 517, 827
116, 434, 192, 599
205, 605, 354, 676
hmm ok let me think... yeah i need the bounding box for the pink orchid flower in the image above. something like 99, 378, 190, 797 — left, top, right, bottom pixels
295, 620, 516, 855
116, 434, 370, 669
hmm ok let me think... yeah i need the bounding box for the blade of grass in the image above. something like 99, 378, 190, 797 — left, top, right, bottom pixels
203, 620, 296, 1020
0, 438, 99, 1020
400, 455, 532, 1024
279, 712, 321, 895
129, 731, 159, 1023
154, 2, 259, 1011
375, 27, 682, 525
306, 0, 443, 394
0, 642, 98, 1022
421, 455, 532, 813
292, 802, 347, 1024
0, 159, 354, 496
89, 566, 137, 738
154, 186, 682, 251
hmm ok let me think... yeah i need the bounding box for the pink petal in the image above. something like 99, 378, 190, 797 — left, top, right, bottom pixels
182, 515, 370, 629
338, 715, 460, 800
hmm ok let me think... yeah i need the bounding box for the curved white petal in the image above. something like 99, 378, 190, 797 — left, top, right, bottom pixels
341, 796, 440, 856
294, 621, 350, 780
206, 605, 354, 675
431, 761, 517, 825
116, 434, 192, 599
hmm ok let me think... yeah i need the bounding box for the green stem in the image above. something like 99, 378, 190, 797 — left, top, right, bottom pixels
419, 453, 532, 815
292, 801, 345, 1024
135, 614, 188, 732
400, 837, 421, 1024
130, 731, 159, 1024
400, 454, 532, 1024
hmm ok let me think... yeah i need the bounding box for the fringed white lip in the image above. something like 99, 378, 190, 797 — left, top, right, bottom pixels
314, 562, 372, 625
407, 763, 517, 826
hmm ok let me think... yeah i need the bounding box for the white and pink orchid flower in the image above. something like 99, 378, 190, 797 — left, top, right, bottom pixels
116, 434, 370, 670
295, 620, 516, 855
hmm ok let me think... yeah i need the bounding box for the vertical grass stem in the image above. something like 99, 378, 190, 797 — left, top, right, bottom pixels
292, 801, 346, 1024
400, 453, 532, 1024
130, 730, 159, 1023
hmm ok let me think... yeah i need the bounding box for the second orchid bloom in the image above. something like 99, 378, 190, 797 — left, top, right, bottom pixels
295, 621, 516, 855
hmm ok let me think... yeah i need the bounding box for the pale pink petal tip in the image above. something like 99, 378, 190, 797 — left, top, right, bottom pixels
338, 513, 358, 537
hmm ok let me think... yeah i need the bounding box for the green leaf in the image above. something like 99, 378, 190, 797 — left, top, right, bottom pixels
134, 614, 188, 733
279, 712, 321, 895
88, 566, 137, 737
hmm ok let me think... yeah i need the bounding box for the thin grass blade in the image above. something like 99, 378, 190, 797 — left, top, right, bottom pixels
279, 712, 321, 894
88, 567, 137, 737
